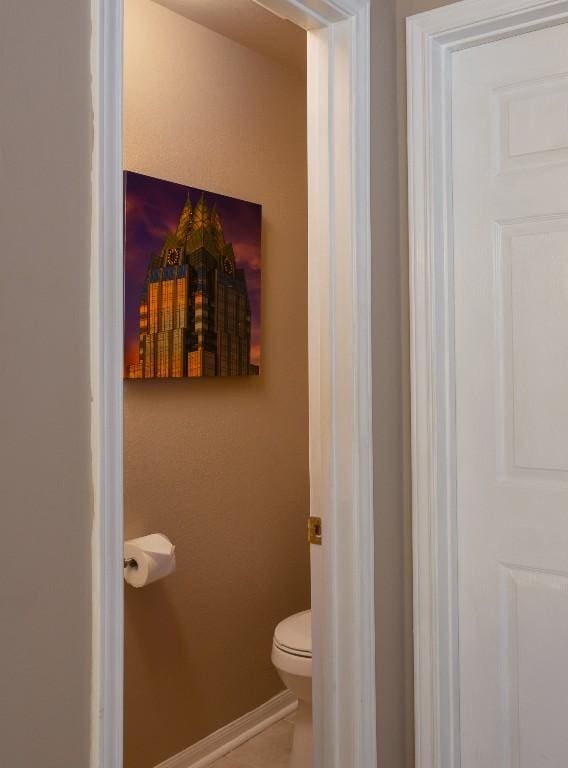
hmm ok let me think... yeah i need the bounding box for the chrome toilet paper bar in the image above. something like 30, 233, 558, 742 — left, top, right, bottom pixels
123, 557, 138, 569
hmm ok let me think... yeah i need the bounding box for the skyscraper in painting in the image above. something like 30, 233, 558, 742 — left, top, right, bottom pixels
125, 173, 261, 379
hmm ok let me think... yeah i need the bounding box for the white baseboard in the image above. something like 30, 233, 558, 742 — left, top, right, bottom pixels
154, 690, 298, 768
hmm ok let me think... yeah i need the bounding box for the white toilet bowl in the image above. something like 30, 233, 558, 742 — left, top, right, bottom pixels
271, 610, 312, 768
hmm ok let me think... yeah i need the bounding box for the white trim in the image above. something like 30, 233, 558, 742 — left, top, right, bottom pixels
407, 1, 568, 767
303, 6, 375, 768
252, 0, 343, 28
90, 0, 124, 766
312, 10, 376, 768
154, 691, 297, 768
255, 0, 366, 28
91, 2, 374, 767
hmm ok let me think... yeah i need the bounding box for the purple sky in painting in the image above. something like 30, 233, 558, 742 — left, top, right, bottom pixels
124, 171, 262, 373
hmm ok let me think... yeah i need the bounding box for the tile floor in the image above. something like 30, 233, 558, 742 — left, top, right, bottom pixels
209, 712, 295, 768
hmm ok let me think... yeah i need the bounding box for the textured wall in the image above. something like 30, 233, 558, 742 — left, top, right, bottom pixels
123, 1, 310, 766
0, 1, 92, 766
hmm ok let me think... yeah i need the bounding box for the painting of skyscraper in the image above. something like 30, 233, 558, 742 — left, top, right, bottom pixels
124, 171, 261, 379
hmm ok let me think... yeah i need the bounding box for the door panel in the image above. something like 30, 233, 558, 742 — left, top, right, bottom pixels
503, 565, 568, 768
452, 22, 568, 767
497, 218, 568, 478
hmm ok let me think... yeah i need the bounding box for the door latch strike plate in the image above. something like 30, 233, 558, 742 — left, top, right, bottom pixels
308, 516, 322, 545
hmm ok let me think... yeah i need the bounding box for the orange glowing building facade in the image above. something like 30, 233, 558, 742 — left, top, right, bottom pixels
127, 192, 258, 378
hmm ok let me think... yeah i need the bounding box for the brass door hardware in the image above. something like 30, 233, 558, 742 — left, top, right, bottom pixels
308, 516, 322, 545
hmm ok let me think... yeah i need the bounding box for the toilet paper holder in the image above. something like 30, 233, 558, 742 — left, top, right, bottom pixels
123, 533, 175, 587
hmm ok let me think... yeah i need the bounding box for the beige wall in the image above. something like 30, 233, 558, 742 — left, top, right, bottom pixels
0, 1, 93, 766
123, 1, 310, 765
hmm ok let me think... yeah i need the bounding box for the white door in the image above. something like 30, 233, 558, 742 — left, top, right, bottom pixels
452, 22, 568, 767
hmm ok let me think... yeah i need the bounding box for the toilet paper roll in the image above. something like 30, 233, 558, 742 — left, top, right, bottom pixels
123, 533, 176, 588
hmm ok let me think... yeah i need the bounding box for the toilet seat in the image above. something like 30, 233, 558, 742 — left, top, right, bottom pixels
272, 610, 312, 678
274, 610, 311, 656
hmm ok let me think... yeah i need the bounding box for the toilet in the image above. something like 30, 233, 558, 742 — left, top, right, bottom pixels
271, 610, 312, 768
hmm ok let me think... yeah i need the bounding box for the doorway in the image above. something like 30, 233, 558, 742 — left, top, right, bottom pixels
90, 1, 375, 767
123, 2, 309, 765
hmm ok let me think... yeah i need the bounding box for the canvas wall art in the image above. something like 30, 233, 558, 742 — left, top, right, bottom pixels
124, 171, 261, 379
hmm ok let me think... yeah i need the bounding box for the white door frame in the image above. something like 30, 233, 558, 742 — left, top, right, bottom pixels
90, 1, 375, 767
407, 0, 568, 766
